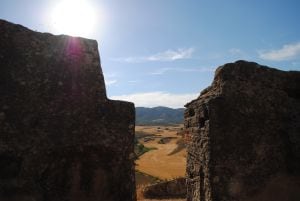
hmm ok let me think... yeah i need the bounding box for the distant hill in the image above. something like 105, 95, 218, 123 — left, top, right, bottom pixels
136, 106, 184, 125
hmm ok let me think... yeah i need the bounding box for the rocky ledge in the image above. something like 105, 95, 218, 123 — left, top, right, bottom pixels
0, 19, 135, 201
185, 60, 300, 201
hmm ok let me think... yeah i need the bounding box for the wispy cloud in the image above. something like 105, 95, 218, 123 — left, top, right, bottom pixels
148, 48, 194, 61
104, 73, 117, 78
105, 79, 117, 86
229, 48, 245, 57
259, 42, 300, 61
151, 66, 215, 75
128, 80, 139, 84
111, 48, 195, 63
110, 91, 199, 108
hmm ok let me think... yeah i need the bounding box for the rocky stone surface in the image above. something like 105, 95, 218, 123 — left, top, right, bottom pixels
142, 178, 186, 199
185, 60, 300, 201
0, 19, 135, 201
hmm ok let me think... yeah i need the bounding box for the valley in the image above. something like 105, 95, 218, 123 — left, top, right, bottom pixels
135, 125, 187, 186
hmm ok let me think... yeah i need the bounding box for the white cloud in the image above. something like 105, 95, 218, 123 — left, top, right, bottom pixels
148, 48, 194, 61
112, 57, 144, 63
128, 80, 139, 84
151, 66, 215, 75
105, 79, 117, 86
259, 42, 300, 61
229, 48, 243, 55
104, 73, 117, 78
229, 48, 244, 56
111, 48, 195, 63
110, 91, 199, 108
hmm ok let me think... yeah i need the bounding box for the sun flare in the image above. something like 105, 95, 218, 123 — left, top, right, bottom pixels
51, 0, 96, 37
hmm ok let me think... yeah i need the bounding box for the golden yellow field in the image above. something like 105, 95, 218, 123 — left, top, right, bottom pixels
135, 125, 186, 181
135, 125, 187, 201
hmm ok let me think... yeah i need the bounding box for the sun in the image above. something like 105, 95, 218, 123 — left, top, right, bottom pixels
51, 0, 96, 37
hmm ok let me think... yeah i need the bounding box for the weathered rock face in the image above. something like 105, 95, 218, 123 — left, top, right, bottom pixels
142, 178, 186, 199
185, 61, 300, 201
0, 19, 135, 201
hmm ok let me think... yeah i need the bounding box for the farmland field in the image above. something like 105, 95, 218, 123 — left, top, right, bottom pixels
135, 125, 186, 184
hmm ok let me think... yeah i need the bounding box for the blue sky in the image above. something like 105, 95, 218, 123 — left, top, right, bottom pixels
1, 0, 300, 108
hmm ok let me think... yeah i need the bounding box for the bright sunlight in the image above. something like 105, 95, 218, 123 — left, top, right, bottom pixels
51, 0, 96, 37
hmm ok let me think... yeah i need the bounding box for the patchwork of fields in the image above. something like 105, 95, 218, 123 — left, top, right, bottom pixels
135, 125, 186, 186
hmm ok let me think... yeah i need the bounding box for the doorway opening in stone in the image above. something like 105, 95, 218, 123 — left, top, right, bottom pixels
134, 120, 188, 200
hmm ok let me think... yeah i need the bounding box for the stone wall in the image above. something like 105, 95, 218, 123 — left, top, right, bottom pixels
142, 178, 186, 199
185, 61, 300, 201
0, 19, 136, 201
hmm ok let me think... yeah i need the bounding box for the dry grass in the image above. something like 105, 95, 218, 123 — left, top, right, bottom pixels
135, 125, 186, 201
135, 125, 186, 180
168, 138, 186, 156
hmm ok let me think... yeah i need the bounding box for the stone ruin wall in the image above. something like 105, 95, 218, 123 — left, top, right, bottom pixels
185, 61, 300, 201
0, 19, 135, 201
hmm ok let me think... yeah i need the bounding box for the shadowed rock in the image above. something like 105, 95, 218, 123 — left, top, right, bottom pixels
185, 61, 300, 201
143, 178, 186, 199
0, 19, 135, 201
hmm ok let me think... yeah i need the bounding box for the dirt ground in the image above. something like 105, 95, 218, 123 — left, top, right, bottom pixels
135, 125, 186, 180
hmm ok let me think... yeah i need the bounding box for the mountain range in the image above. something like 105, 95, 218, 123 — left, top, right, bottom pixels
135, 106, 184, 125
